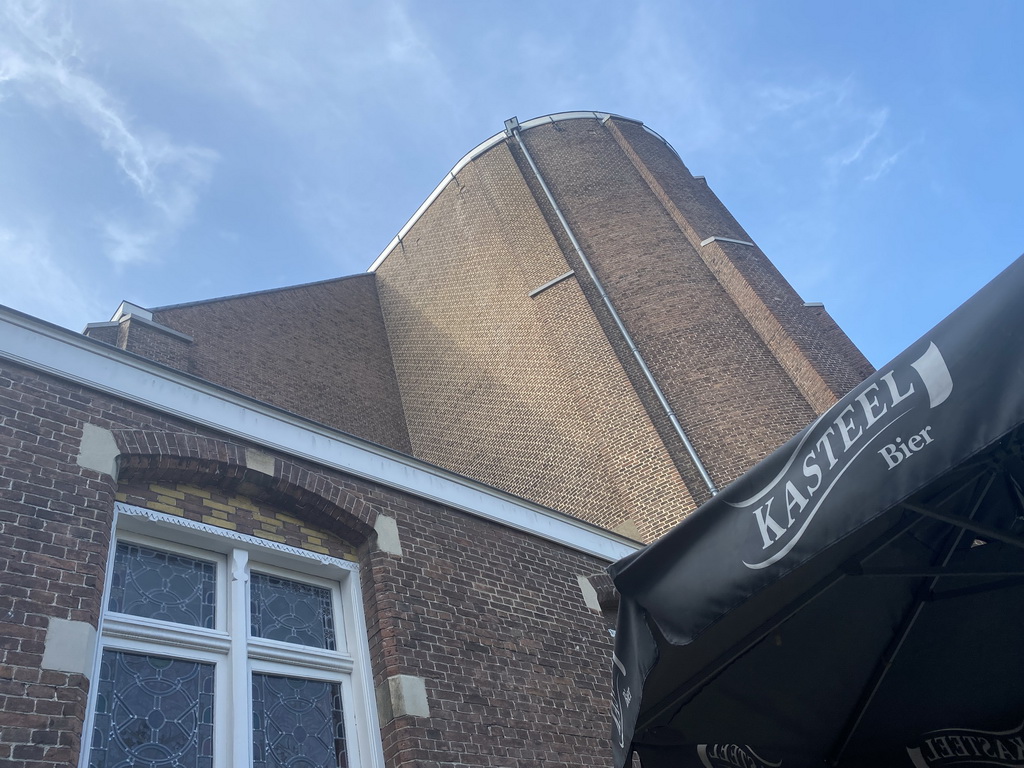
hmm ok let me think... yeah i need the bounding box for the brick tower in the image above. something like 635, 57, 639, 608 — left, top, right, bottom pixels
371, 112, 872, 541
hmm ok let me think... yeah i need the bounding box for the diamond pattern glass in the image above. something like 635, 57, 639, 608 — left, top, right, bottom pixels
89, 650, 214, 768
250, 573, 336, 649
252, 674, 347, 768
108, 542, 216, 628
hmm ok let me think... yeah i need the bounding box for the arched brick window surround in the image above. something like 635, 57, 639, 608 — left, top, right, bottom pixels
110, 430, 377, 546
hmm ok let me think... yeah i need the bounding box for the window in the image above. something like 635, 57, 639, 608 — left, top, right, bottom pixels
82, 503, 383, 768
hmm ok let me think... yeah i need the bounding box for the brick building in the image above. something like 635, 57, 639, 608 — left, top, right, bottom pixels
0, 112, 872, 768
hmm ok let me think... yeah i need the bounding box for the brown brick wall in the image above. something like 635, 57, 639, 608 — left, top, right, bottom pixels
0, 360, 621, 767
0, 366, 120, 768
374, 141, 695, 540
117, 318, 193, 372
75, 114, 869, 543
608, 119, 874, 405
81, 324, 118, 346
116, 479, 620, 766
514, 118, 827, 493
360, 485, 615, 768
90, 275, 412, 453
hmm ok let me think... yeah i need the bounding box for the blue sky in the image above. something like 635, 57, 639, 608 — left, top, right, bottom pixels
1, 1, 1021, 367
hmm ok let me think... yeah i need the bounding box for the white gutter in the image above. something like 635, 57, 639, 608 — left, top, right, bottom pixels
0, 306, 639, 562
505, 117, 719, 497
367, 109, 717, 498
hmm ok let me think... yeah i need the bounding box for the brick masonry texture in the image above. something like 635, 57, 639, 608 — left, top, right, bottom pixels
0, 366, 120, 768
363, 483, 615, 768
373, 140, 696, 541
87, 275, 412, 453
607, 120, 874, 408
0, 361, 617, 768
513, 118, 848, 494
376, 116, 870, 537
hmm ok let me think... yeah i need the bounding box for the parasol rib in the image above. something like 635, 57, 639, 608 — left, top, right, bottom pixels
827, 472, 996, 765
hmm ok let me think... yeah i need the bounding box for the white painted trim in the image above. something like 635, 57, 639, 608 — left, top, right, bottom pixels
0, 309, 639, 562
229, 547, 252, 768
529, 270, 576, 298
699, 236, 755, 248
342, 568, 386, 768
247, 636, 354, 674
116, 503, 361, 572
77, 503, 120, 768
112, 301, 152, 322
101, 614, 232, 655
367, 111, 673, 273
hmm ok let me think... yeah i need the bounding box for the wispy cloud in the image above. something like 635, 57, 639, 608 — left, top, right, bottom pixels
148, 0, 460, 257
161, 0, 458, 119
864, 147, 906, 183
759, 81, 840, 114
0, 0, 217, 265
830, 107, 888, 169
101, 221, 160, 267
613, 4, 725, 151
0, 223, 102, 328
752, 77, 904, 187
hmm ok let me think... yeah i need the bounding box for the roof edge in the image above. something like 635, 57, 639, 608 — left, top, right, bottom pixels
150, 272, 376, 313
0, 303, 641, 562
367, 111, 680, 273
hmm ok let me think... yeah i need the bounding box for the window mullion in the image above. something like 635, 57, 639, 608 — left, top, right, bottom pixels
229, 548, 252, 768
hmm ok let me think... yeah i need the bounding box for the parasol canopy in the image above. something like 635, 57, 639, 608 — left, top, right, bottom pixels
609, 255, 1024, 768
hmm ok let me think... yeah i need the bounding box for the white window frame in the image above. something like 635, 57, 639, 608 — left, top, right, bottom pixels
80, 502, 385, 768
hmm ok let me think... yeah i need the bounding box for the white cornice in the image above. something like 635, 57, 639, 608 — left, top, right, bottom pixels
0, 306, 640, 562
699, 236, 755, 248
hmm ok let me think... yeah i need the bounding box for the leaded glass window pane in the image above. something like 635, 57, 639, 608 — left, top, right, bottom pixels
250, 573, 336, 649
108, 542, 216, 628
89, 650, 214, 768
252, 674, 347, 768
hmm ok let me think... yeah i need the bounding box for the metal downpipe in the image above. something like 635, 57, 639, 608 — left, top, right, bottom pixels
505, 117, 718, 497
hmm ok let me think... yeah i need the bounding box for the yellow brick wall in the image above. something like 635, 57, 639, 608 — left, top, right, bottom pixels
115, 482, 358, 561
